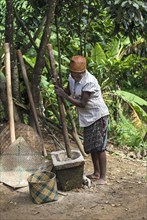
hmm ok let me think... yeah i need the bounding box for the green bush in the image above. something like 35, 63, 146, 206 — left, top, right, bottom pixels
109, 115, 147, 150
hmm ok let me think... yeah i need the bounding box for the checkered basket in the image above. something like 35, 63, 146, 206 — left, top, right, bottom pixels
27, 171, 58, 204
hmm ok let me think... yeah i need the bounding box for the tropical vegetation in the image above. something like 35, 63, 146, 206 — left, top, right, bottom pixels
0, 0, 147, 152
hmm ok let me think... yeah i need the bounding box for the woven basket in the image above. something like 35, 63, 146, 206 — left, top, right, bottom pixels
27, 171, 58, 204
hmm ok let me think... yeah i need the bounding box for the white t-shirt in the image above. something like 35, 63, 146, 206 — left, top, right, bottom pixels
68, 70, 109, 127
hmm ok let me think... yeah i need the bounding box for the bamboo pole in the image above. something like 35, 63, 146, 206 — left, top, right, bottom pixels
47, 44, 72, 158
5, 43, 16, 143
17, 50, 47, 157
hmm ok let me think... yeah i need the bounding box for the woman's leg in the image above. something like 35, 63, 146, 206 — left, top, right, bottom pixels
98, 151, 107, 184
91, 151, 100, 177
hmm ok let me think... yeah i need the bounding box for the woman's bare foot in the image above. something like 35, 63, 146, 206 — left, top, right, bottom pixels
97, 178, 107, 185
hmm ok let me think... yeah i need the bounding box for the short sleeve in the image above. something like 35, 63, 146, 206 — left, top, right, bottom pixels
82, 82, 99, 92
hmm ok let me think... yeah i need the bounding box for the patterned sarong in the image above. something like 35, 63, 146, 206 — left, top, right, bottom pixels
83, 116, 108, 154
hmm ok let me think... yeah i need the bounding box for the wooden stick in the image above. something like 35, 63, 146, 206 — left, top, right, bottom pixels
47, 44, 72, 158
62, 99, 88, 157
17, 50, 47, 157
5, 43, 16, 143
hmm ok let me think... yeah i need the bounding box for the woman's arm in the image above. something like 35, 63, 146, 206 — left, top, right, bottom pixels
55, 85, 90, 108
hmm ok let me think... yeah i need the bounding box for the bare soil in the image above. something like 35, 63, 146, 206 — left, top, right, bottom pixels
0, 132, 147, 220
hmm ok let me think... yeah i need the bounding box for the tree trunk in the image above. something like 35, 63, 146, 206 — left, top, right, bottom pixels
32, 0, 57, 109
5, 0, 21, 122
0, 72, 8, 121
5, 0, 13, 49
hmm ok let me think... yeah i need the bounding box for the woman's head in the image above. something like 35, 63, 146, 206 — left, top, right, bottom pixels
69, 55, 86, 81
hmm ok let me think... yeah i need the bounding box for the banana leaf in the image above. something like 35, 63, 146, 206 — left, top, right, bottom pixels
115, 90, 147, 121
91, 43, 106, 65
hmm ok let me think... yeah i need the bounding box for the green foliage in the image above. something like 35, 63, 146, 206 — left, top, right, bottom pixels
87, 38, 147, 93
0, 0, 147, 151
101, 0, 147, 41
87, 39, 147, 149
0, 0, 5, 41
40, 75, 58, 119
126, 88, 147, 103
13, 0, 45, 49
91, 43, 106, 65
55, 0, 113, 57
115, 90, 147, 121
110, 114, 147, 149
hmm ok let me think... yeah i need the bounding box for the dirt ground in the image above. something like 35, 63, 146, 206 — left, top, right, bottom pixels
0, 131, 147, 220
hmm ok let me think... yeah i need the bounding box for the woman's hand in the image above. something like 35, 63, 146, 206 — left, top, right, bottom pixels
55, 85, 90, 108
55, 85, 67, 98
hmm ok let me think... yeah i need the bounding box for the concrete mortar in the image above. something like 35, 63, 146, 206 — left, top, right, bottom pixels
51, 150, 85, 191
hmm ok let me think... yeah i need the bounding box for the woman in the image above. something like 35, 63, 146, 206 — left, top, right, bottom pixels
55, 55, 109, 184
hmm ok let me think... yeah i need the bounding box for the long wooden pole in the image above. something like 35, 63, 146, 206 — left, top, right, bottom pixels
47, 44, 72, 158
62, 100, 88, 157
5, 43, 16, 143
17, 50, 47, 157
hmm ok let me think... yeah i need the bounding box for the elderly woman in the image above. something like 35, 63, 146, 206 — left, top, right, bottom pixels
55, 55, 109, 184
